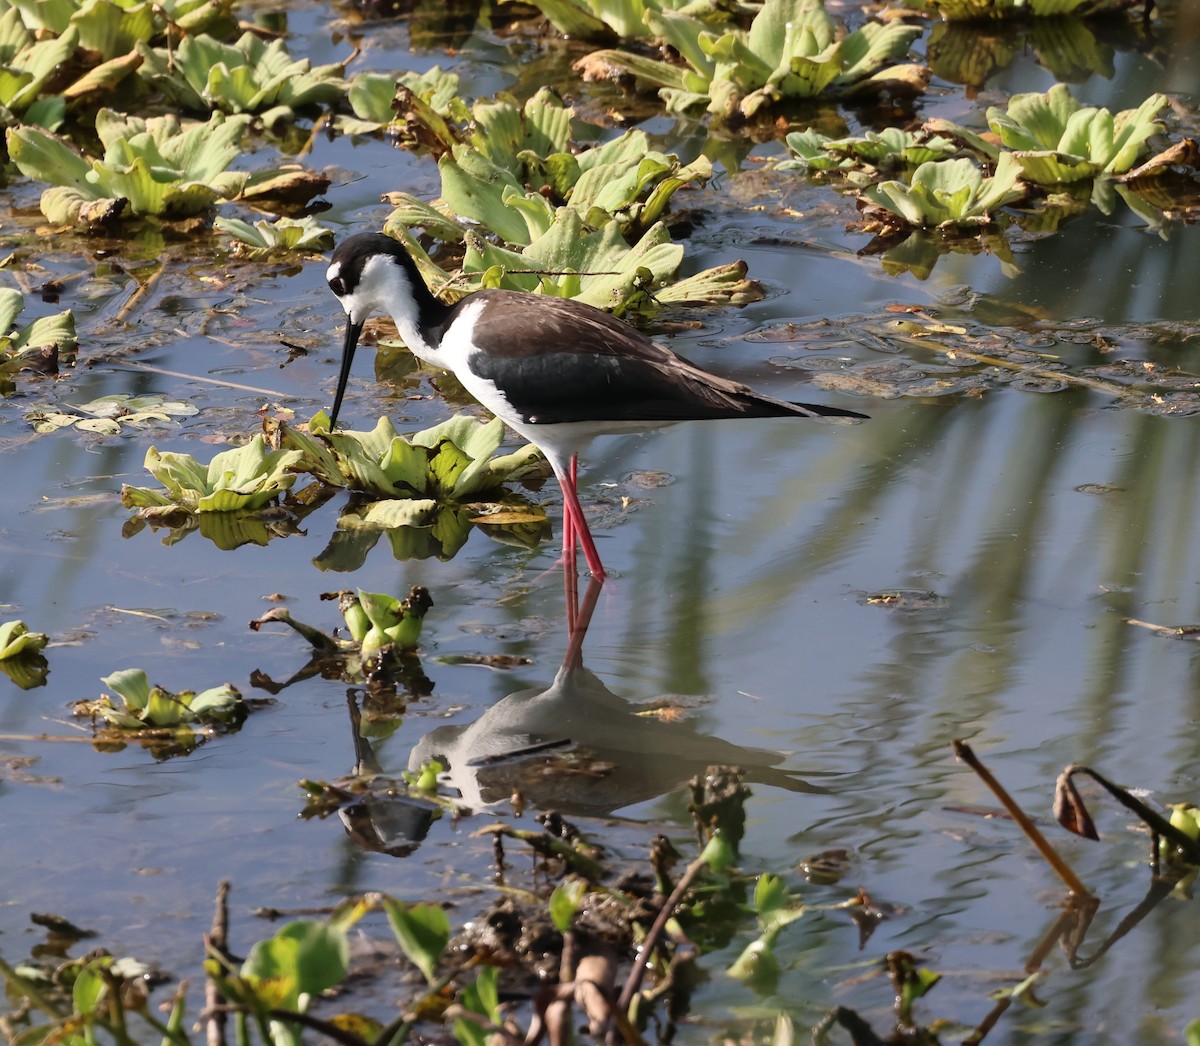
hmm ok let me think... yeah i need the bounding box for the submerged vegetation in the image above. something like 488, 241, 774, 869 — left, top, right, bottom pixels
4, 751, 1198, 1042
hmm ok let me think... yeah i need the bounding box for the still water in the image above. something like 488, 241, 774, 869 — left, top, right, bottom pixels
2, 1, 1200, 1041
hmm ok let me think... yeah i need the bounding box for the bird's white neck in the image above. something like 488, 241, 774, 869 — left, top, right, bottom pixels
351, 255, 455, 370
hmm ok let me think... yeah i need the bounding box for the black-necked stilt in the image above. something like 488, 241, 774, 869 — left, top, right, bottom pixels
325, 231, 866, 580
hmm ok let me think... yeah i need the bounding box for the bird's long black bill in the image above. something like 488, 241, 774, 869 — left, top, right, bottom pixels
329, 318, 364, 429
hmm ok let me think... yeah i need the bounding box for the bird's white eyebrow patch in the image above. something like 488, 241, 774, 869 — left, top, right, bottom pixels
326, 261, 341, 283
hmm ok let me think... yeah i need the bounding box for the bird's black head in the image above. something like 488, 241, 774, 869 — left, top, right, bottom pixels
325, 233, 416, 428
326, 233, 410, 302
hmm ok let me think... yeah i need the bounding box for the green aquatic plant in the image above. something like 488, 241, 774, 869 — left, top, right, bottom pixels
0, 0, 239, 124
135, 30, 346, 119
8, 109, 252, 224
275, 414, 550, 566
384, 88, 709, 243
0, 0, 231, 36
292, 413, 544, 501
384, 208, 760, 312
923, 0, 1138, 19
577, 0, 924, 119
780, 125, 961, 174
252, 586, 433, 659
985, 83, 1168, 184
120, 434, 305, 514
215, 215, 335, 256
0, 619, 49, 689
0, 618, 47, 660
377, 89, 758, 309
499, 0, 738, 41
860, 152, 1025, 229
338, 65, 470, 139
726, 872, 807, 993
0, 13, 75, 126
25, 393, 196, 434
83, 667, 244, 730
0, 287, 75, 384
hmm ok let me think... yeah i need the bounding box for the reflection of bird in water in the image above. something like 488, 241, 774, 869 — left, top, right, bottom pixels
408, 567, 830, 816
325, 232, 866, 580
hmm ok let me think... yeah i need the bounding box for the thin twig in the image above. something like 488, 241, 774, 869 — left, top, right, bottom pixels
205, 880, 231, 1046
266, 1008, 374, 1046
115, 263, 166, 325
953, 741, 1095, 899
109, 359, 289, 397
611, 852, 708, 1032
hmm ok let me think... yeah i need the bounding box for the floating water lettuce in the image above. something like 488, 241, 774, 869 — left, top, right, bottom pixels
860, 152, 1025, 228
376, 88, 758, 309
26, 393, 197, 434
383, 88, 710, 244
83, 668, 244, 729
0, 287, 75, 380
780, 126, 961, 175
0, 618, 47, 660
382, 210, 759, 312
0, 0, 236, 123
215, 215, 336, 256
499, 0, 734, 42
8, 109, 253, 224
291, 413, 544, 500
925, 0, 1138, 18
272, 415, 551, 567
985, 84, 1168, 184
251, 586, 433, 659
576, 0, 924, 119
120, 434, 305, 514
135, 30, 347, 119
0, 13, 76, 125
74, 668, 245, 756
0, 620, 48, 689
338, 66, 470, 139
0, 618, 49, 689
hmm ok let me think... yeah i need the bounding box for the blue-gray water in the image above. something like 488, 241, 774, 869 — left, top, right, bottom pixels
2, 2, 1200, 1040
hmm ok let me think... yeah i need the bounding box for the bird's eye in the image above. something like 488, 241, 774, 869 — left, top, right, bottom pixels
329, 276, 346, 297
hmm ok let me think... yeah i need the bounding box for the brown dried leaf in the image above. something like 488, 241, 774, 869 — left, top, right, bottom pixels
1054, 767, 1100, 840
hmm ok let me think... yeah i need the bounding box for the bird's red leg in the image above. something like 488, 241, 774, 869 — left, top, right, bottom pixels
556, 457, 606, 581
561, 454, 578, 561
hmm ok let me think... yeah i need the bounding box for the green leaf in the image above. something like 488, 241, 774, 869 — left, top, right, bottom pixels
0, 620, 48, 659
383, 900, 450, 984
346, 70, 396, 123
72, 958, 110, 1014
139, 31, 345, 115
15, 310, 75, 355
7, 124, 92, 189
862, 153, 1024, 228
101, 668, 153, 710
549, 879, 588, 932
439, 149, 530, 245
0, 287, 23, 334
986, 85, 1166, 183
340, 499, 440, 530
241, 920, 350, 1010
188, 683, 242, 718
727, 936, 780, 992
215, 215, 335, 255
454, 966, 501, 1046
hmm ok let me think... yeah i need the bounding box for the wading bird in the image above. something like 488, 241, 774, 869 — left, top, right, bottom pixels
325, 232, 866, 580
